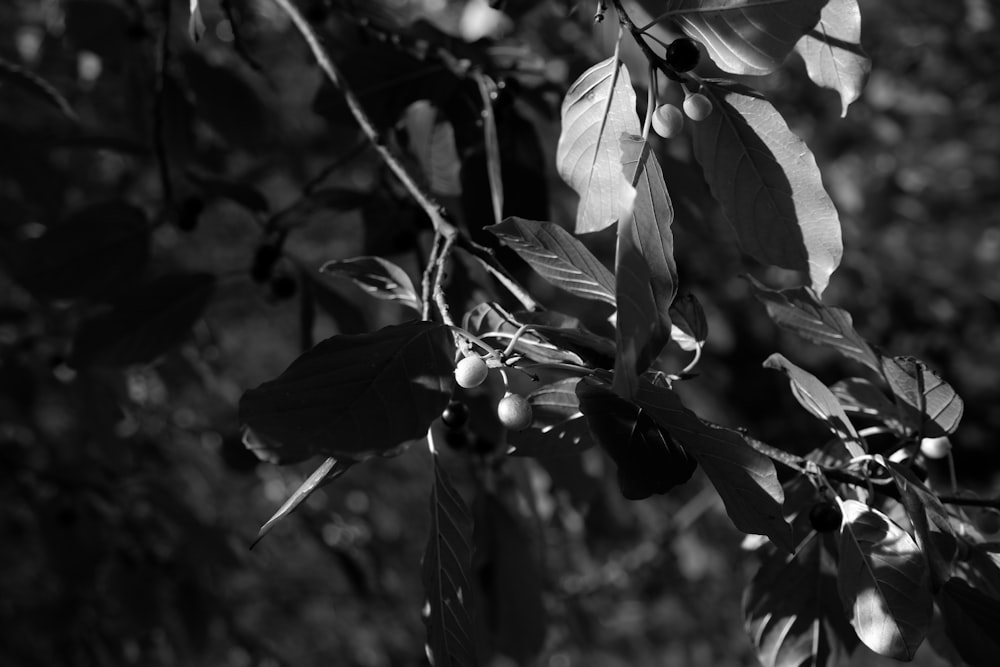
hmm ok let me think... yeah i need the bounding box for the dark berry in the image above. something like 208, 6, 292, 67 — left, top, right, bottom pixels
441, 400, 469, 429
665, 38, 700, 73
176, 196, 204, 232
808, 501, 843, 532
269, 273, 298, 300
251, 243, 282, 283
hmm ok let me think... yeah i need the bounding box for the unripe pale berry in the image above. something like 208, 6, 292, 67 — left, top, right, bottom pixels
920, 436, 951, 460
683, 93, 713, 122
497, 393, 532, 431
454, 355, 489, 388
651, 103, 684, 139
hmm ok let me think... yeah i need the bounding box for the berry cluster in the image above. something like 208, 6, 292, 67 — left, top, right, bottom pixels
650, 37, 714, 140
452, 352, 533, 433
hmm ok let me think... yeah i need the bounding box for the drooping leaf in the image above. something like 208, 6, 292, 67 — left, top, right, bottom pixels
0, 200, 150, 301
556, 57, 642, 233
887, 462, 958, 590
508, 378, 595, 458
612, 136, 677, 399
692, 83, 842, 295
486, 217, 616, 305
749, 277, 879, 372
188, 0, 206, 42
423, 455, 478, 667
669, 293, 708, 352
793, 0, 870, 117
632, 380, 794, 551
70, 273, 216, 367
239, 322, 455, 462
764, 353, 864, 457
320, 256, 422, 314
837, 499, 933, 660
643, 0, 827, 76
937, 578, 1000, 667
577, 378, 696, 500
744, 535, 858, 667
831, 377, 908, 434
180, 51, 271, 150
0, 57, 78, 121
881, 356, 963, 437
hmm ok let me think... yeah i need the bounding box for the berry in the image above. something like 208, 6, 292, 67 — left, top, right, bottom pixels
269, 273, 298, 300
651, 103, 684, 139
920, 436, 952, 460
808, 500, 843, 532
665, 38, 700, 73
497, 393, 532, 431
683, 93, 713, 122
454, 355, 489, 389
441, 400, 469, 429
251, 243, 281, 283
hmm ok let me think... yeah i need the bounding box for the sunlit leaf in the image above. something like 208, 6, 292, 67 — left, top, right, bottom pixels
837, 500, 933, 660
613, 136, 677, 398
937, 578, 1000, 667
239, 322, 454, 461
831, 378, 907, 434
556, 57, 642, 233
423, 455, 478, 667
669, 293, 707, 352
881, 356, 963, 437
189, 0, 206, 42
692, 82, 842, 295
508, 379, 595, 458
793, 0, 870, 117
321, 256, 422, 314
487, 217, 616, 305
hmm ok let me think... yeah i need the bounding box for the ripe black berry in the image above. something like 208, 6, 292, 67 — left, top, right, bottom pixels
808, 501, 843, 533
441, 400, 469, 429
665, 38, 700, 73
251, 243, 282, 283
269, 273, 298, 300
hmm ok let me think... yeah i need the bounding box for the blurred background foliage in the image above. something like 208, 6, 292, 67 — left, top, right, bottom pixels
0, 0, 997, 665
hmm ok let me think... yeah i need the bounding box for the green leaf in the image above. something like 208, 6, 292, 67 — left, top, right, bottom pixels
748, 277, 878, 371
70, 273, 216, 368
649, 0, 827, 76
938, 578, 1000, 667
880, 356, 964, 437
0, 56, 78, 121
487, 217, 616, 305
831, 378, 908, 434
763, 353, 864, 457
239, 321, 455, 462
423, 455, 478, 667
793, 0, 871, 117
837, 500, 933, 660
508, 379, 595, 458
577, 378, 696, 500
692, 83, 842, 295
632, 381, 793, 550
321, 256, 422, 314
744, 535, 858, 667
613, 136, 677, 399
669, 293, 708, 352
556, 57, 642, 233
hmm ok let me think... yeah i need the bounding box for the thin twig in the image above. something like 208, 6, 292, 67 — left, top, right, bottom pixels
421, 233, 443, 321
432, 233, 457, 326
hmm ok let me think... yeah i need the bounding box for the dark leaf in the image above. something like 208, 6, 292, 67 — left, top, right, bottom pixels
70, 273, 215, 368
577, 378, 696, 500
887, 462, 958, 590
749, 277, 880, 372
632, 380, 794, 550
300, 269, 368, 334
180, 51, 270, 150
613, 136, 677, 399
937, 578, 1000, 667
320, 256, 422, 314
508, 378, 595, 458
556, 57, 642, 233
239, 321, 454, 462
423, 455, 478, 667
669, 293, 708, 352
837, 500, 933, 660
404, 101, 463, 198
64, 0, 128, 61
0, 57, 78, 121
487, 217, 616, 305
692, 83, 842, 295
793, 0, 871, 117
881, 356, 963, 437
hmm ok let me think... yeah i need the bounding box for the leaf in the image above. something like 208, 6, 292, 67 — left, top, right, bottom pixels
577, 378, 696, 500
239, 321, 455, 462
612, 136, 677, 399
692, 83, 842, 295
0, 57, 78, 121
423, 455, 478, 667
251, 457, 354, 548
764, 353, 864, 457
938, 578, 1000, 667
648, 0, 827, 75
669, 293, 708, 352
556, 57, 642, 233
831, 378, 907, 433
462, 303, 590, 366
0, 200, 150, 301
404, 101, 463, 198
748, 277, 879, 371
632, 380, 794, 551
300, 269, 368, 334
180, 51, 270, 150
793, 0, 871, 117
837, 499, 933, 660
486, 217, 616, 305
320, 256, 422, 313
887, 462, 958, 590
880, 356, 964, 437
188, 0, 206, 42
70, 273, 216, 368
508, 379, 595, 458
744, 535, 858, 667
